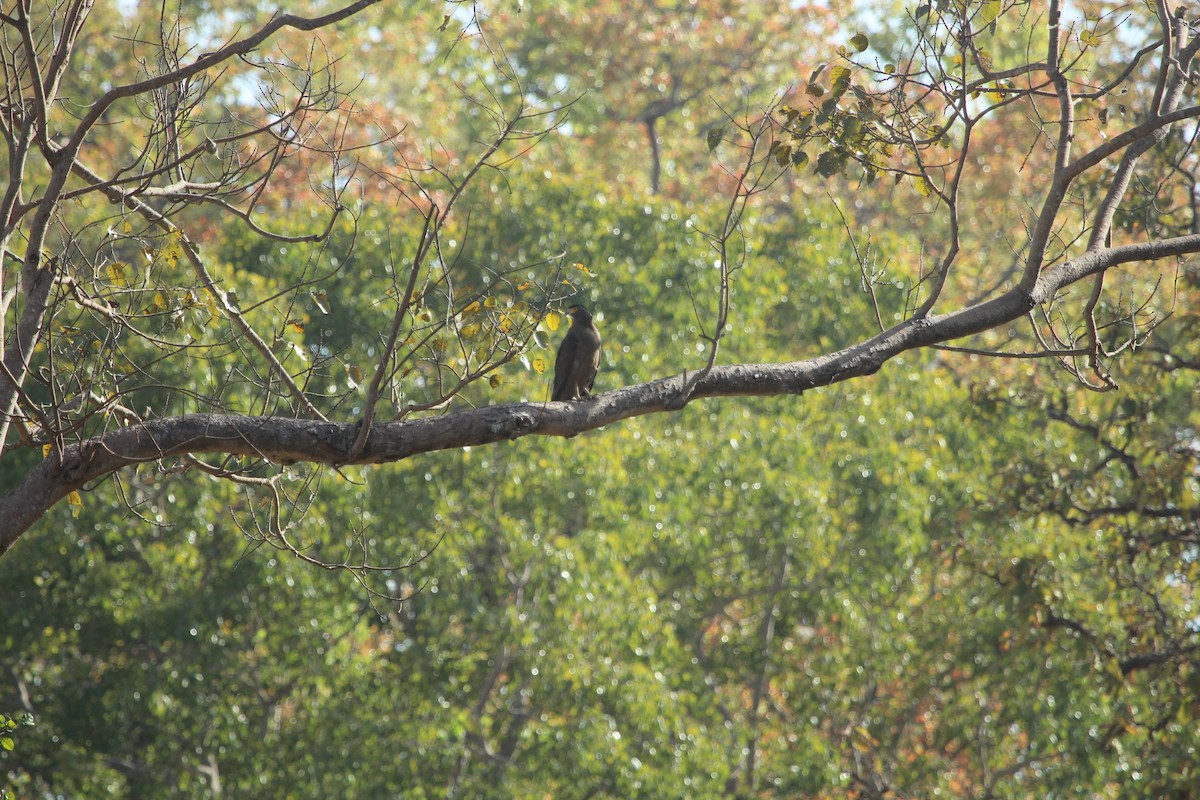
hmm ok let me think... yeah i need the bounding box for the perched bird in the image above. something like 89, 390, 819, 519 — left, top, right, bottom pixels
552, 304, 601, 402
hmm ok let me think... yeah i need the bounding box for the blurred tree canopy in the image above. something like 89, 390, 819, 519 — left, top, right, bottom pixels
2, 1, 1199, 798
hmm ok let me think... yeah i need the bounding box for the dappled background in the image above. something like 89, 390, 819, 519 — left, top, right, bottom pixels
2, 1, 1198, 798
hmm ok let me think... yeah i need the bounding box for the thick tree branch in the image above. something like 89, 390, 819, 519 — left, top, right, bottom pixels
5, 230, 1199, 552
0, 0, 383, 452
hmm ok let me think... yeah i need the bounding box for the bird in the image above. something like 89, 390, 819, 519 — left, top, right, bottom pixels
552, 304, 601, 402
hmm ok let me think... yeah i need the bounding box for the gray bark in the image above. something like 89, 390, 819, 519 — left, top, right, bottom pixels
5, 230, 1198, 553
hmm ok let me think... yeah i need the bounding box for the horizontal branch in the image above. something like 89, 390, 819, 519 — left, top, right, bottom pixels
1121, 644, 1200, 676
4, 234, 1200, 553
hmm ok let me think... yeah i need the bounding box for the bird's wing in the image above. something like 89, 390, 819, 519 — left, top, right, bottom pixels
552, 331, 578, 401
584, 335, 600, 392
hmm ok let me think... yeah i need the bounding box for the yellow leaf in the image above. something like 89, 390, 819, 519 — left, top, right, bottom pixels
853, 724, 879, 748
483, 296, 497, 309
288, 320, 305, 333
488, 374, 502, 389
162, 230, 183, 269
915, 177, 934, 197
1179, 480, 1197, 510
980, 0, 1001, 25
43, 444, 52, 457
544, 312, 561, 332
532, 355, 547, 375
106, 262, 129, 287
67, 491, 82, 518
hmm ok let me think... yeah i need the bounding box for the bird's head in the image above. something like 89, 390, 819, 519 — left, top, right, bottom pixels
564, 303, 592, 321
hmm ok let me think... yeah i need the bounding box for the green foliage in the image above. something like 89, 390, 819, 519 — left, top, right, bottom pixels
0, 711, 34, 800
5, 2, 1199, 798
9, 166, 1197, 797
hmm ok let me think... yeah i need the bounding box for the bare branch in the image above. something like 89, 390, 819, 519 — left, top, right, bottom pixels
7, 224, 1200, 549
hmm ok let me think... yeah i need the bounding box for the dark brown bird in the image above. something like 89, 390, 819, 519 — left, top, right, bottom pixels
552, 304, 601, 401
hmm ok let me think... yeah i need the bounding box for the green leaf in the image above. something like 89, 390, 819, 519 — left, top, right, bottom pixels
980, 0, 1001, 25
706, 126, 724, 151
816, 149, 847, 178
818, 97, 839, 122
841, 115, 863, 145
770, 141, 792, 167
850, 32, 869, 52
830, 65, 852, 99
